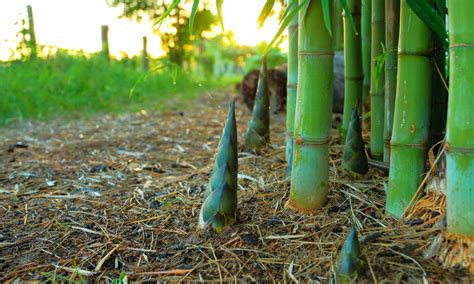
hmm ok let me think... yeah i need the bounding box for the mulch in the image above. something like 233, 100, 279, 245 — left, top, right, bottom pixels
0, 89, 470, 282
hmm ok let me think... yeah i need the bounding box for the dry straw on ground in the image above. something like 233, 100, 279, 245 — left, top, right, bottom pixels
0, 91, 471, 282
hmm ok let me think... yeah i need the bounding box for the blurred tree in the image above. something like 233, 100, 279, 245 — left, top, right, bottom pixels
108, 0, 218, 67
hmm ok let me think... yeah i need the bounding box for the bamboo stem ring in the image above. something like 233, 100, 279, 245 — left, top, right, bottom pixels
287, 84, 298, 89
390, 142, 426, 149
294, 136, 331, 147
398, 51, 432, 57
298, 51, 334, 57
345, 75, 364, 81
445, 143, 474, 154
449, 43, 474, 49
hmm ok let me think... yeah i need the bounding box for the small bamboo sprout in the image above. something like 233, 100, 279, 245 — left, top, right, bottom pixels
244, 57, 270, 153
199, 99, 238, 233
335, 227, 366, 282
342, 108, 368, 175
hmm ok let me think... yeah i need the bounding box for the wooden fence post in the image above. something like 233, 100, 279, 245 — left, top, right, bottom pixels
27, 5, 37, 59
142, 36, 149, 71
101, 25, 110, 60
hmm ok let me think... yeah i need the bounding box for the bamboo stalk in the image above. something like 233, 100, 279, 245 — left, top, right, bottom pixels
369, 0, 385, 161
286, 0, 299, 176
341, 0, 363, 139
446, 0, 474, 236
288, 0, 333, 212
383, 0, 400, 163
333, 0, 344, 52
361, 0, 372, 135
387, 0, 433, 218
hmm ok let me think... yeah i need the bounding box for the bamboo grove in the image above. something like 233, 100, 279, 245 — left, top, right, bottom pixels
157, 0, 473, 276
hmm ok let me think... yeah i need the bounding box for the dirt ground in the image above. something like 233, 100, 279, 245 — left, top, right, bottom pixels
0, 90, 470, 282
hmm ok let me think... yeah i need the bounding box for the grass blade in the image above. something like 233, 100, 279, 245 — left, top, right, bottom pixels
264, 0, 309, 55
216, 0, 225, 30
189, 0, 200, 34
257, 0, 276, 28
322, 0, 332, 36
340, 0, 358, 34
153, 0, 181, 28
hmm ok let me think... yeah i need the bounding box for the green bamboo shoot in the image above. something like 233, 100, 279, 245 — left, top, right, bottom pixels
286, 0, 299, 176
369, 0, 385, 161
288, 0, 333, 212
335, 227, 365, 282
341, 0, 362, 139
244, 57, 270, 153
342, 108, 368, 175
446, 0, 474, 236
387, 0, 432, 218
199, 99, 238, 233
383, 0, 400, 163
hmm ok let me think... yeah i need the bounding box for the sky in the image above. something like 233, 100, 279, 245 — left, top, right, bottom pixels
0, 0, 282, 61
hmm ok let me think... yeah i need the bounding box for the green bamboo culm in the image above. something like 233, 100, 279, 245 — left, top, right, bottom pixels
387, 0, 433, 218
369, 0, 385, 161
199, 99, 238, 233
333, 0, 344, 52
342, 108, 368, 175
383, 0, 400, 163
446, 0, 474, 236
361, 0, 372, 134
244, 57, 270, 153
429, 0, 447, 147
285, 0, 299, 176
288, 0, 333, 213
335, 227, 366, 283
341, 0, 362, 140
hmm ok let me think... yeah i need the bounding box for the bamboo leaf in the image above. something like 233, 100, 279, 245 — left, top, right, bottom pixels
322, 0, 332, 36
280, 0, 297, 23
264, 0, 309, 55
216, 0, 225, 30
406, 0, 448, 50
372, 43, 387, 93
434, 0, 445, 14
257, 0, 275, 28
339, 0, 358, 35
189, 0, 200, 35
153, 0, 181, 28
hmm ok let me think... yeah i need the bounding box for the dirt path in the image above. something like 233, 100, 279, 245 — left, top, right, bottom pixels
0, 91, 466, 282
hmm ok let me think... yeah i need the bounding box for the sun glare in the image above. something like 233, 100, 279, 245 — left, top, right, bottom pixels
0, 0, 284, 61
221, 0, 283, 47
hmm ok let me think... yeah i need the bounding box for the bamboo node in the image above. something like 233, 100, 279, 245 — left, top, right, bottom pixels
294, 136, 331, 147
390, 141, 426, 149
284, 200, 318, 216
444, 142, 474, 154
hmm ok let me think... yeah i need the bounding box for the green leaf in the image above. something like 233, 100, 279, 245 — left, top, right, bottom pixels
153, 0, 181, 28
322, 0, 332, 36
434, 0, 445, 14
406, 0, 448, 50
280, 0, 297, 23
257, 0, 275, 28
189, 0, 200, 35
264, 0, 309, 55
216, 0, 225, 30
340, 0, 358, 35
372, 43, 387, 92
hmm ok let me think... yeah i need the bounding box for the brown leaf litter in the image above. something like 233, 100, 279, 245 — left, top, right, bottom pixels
0, 90, 471, 282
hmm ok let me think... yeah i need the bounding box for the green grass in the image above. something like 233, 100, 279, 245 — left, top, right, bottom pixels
0, 52, 235, 125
